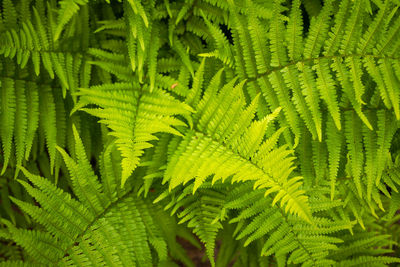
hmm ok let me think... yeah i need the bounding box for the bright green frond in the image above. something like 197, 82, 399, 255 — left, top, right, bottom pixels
163, 69, 311, 221
77, 83, 193, 185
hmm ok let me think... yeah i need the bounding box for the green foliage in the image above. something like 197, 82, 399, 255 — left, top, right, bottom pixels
1, 0, 400, 266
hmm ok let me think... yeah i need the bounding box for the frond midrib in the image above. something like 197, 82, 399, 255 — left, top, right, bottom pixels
185, 124, 309, 219
275, 205, 317, 265
59, 186, 136, 260
246, 53, 400, 84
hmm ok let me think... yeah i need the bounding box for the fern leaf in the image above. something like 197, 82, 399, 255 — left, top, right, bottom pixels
337, 256, 400, 266
33, 7, 54, 79
362, 113, 378, 200
24, 82, 40, 160
286, 0, 303, 61
200, 11, 233, 67
186, 58, 206, 107
357, 0, 390, 54
297, 62, 322, 141
364, 56, 392, 110
7, 135, 187, 266
0, 78, 16, 174
326, 116, 342, 200
54, 0, 88, 41
314, 58, 341, 130
148, 24, 160, 92
226, 185, 351, 266
303, 0, 332, 59
2, 0, 17, 29
283, 65, 318, 139
2, 220, 64, 265
379, 58, 400, 119
124, 3, 138, 73
340, 0, 365, 54
171, 35, 194, 76
78, 83, 193, 185
375, 110, 398, 186
269, 0, 288, 67
376, 13, 400, 55
164, 69, 311, 221
228, 0, 258, 78
344, 111, 364, 198
332, 58, 372, 130
39, 87, 57, 174
323, 0, 350, 55
159, 185, 226, 266
13, 81, 28, 178
56, 126, 106, 214
127, 0, 149, 27
346, 56, 366, 106
269, 71, 301, 140
311, 139, 328, 184
248, 6, 270, 74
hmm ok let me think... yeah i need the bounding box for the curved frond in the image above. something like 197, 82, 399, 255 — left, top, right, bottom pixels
163, 67, 312, 222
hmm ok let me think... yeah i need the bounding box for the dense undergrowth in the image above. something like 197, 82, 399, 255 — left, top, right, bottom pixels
0, 0, 400, 266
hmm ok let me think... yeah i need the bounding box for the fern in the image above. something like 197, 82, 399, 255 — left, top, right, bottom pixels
1, 0, 400, 266
225, 183, 352, 266
1, 130, 193, 266
75, 83, 193, 185
162, 65, 312, 222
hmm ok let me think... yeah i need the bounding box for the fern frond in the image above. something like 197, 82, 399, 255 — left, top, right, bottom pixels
2, 0, 17, 29
375, 110, 398, 186
54, 0, 89, 41
326, 116, 342, 200
357, 0, 391, 54
200, 11, 233, 68
247, 4, 270, 74
283, 65, 318, 139
376, 13, 400, 55
339, 0, 365, 54
77, 83, 193, 185
225, 183, 352, 266
286, 0, 303, 61
156, 183, 227, 266
297, 62, 322, 141
344, 111, 364, 197
379, 58, 400, 119
0, 3, 88, 94
228, 0, 259, 78
3, 131, 191, 266
39, 87, 57, 174
331, 231, 399, 265
337, 256, 400, 267
361, 112, 378, 200
303, 0, 332, 59
163, 67, 311, 222
314, 58, 340, 130
2, 0, 400, 265
323, 0, 351, 55
0, 77, 16, 174
269, 0, 288, 68
13, 81, 28, 178
269, 70, 301, 141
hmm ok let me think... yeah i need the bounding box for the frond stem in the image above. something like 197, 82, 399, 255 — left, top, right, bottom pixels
247, 53, 400, 84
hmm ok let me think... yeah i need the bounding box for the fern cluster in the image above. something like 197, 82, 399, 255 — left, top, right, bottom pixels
1, 0, 400, 266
